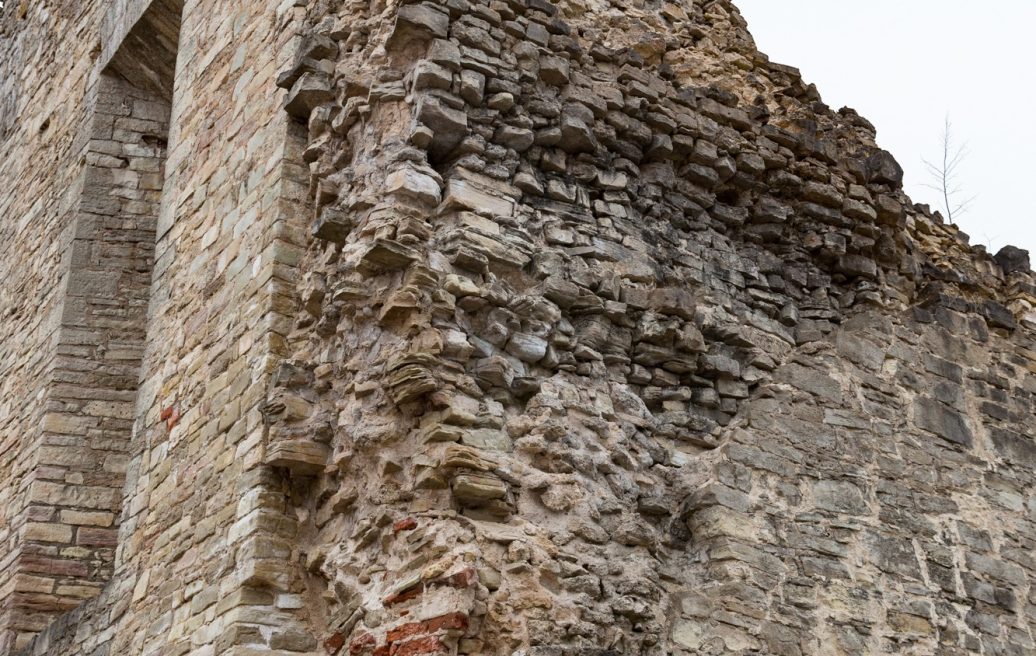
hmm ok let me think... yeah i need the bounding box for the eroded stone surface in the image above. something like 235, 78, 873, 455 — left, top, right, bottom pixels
2, 1, 1036, 655
251, 0, 1036, 654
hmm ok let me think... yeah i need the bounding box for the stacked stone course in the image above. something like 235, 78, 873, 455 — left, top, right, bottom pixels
1, 0, 1034, 655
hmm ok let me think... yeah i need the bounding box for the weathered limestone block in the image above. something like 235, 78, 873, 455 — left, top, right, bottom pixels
440, 178, 515, 218
284, 72, 333, 120
995, 245, 1030, 274
385, 165, 443, 206
913, 397, 974, 447
415, 95, 468, 159
389, 3, 450, 46
358, 239, 421, 272
266, 439, 331, 475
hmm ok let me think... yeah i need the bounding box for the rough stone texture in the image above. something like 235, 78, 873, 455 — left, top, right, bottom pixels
1, 0, 1035, 655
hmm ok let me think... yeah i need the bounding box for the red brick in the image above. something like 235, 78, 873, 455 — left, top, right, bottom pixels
442, 567, 477, 589
350, 630, 379, 650
349, 633, 376, 655
394, 636, 448, 656
392, 517, 418, 533
383, 586, 422, 606
324, 631, 345, 654
386, 613, 468, 650
387, 621, 422, 643
166, 406, 181, 430
422, 612, 468, 633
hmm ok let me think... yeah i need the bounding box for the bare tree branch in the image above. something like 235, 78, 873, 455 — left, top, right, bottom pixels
924, 115, 974, 224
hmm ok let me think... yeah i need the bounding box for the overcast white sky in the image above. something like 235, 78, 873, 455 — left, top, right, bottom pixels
736, 1, 1036, 257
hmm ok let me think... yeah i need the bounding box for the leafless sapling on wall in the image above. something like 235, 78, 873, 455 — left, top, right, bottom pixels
922, 116, 976, 224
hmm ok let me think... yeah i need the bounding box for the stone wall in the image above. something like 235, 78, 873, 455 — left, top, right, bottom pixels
265, 0, 1036, 654
20, 67, 171, 642
2, 0, 310, 653
0, 1, 185, 647
27, 0, 312, 651
1, 0, 1034, 655
0, 1, 109, 649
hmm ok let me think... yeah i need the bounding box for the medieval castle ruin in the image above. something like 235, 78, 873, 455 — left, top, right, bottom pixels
0, 0, 1033, 654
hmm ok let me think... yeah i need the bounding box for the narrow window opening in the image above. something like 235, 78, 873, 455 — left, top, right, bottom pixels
3, 2, 183, 651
